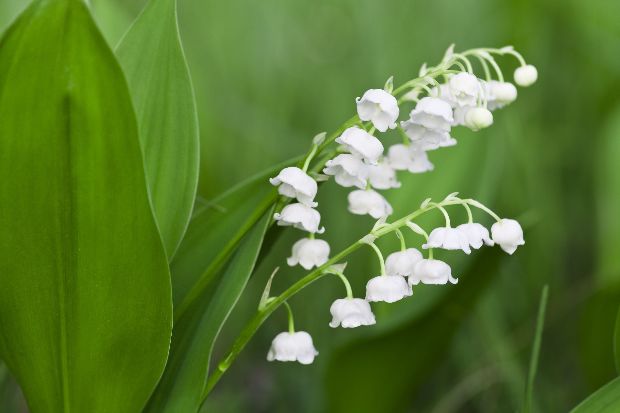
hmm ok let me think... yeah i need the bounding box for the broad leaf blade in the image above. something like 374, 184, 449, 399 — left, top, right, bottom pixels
0, 1, 172, 412
147, 208, 273, 412
116, 0, 200, 259
571, 377, 620, 413
615, 307, 620, 374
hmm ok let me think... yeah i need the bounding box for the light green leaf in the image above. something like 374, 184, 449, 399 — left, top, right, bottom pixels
116, 0, 200, 259
570, 377, 620, 413
147, 208, 273, 413
0, 1, 172, 412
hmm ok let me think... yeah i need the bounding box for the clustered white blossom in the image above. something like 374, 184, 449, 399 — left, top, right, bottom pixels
265, 45, 535, 364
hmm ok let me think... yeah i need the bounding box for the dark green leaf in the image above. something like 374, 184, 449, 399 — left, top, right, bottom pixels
0, 1, 172, 412
615, 307, 620, 374
147, 208, 273, 412
570, 377, 620, 413
116, 0, 200, 258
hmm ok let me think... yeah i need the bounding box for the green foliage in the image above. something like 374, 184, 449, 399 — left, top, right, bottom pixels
147, 209, 273, 412
615, 308, 620, 374
116, 0, 200, 259
0, 1, 172, 412
522, 285, 549, 413
570, 377, 620, 413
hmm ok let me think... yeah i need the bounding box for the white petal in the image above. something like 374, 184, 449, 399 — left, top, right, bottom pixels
365, 275, 412, 303
336, 127, 384, 164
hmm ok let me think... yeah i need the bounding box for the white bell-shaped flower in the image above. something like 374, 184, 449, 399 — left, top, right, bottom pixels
410, 258, 458, 285
367, 161, 401, 189
387, 144, 434, 173
287, 238, 330, 270
448, 72, 481, 107
323, 154, 368, 189
267, 331, 318, 365
385, 248, 423, 277
464, 107, 493, 131
335, 127, 384, 164
407, 97, 454, 131
423, 227, 472, 254
329, 298, 376, 328
491, 218, 525, 254
269, 166, 318, 207
347, 189, 393, 219
485, 81, 518, 110
430, 83, 457, 108
514, 65, 538, 87
401, 122, 456, 150
356, 89, 399, 132
365, 275, 412, 303
457, 223, 494, 249
274, 203, 325, 234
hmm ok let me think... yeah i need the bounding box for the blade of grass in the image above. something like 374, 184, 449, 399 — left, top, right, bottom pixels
522, 285, 549, 413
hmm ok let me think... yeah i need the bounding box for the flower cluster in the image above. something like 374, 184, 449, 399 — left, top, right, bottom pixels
265, 45, 535, 364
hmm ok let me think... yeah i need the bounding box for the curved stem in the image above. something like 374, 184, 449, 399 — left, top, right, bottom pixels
466, 199, 501, 222
283, 302, 295, 334
367, 242, 387, 276
395, 228, 407, 251
301, 144, 318, 172
462, 201, 474, 224
331, 271, 353, 299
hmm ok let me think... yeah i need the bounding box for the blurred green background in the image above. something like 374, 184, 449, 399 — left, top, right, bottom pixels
1, 0, 620, 411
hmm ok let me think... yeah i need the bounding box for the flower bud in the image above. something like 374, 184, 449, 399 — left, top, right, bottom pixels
514, 65, 538, 87
464, 107, 493, 131
491, 218, 525, 254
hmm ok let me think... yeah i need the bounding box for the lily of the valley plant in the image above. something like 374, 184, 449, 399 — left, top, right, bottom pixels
206, 44, 535, 392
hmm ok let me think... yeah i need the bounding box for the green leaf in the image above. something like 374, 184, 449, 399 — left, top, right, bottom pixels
570, 377, 620, 413
116, 0, 200, 259
522, 285, 549, 413
146, 208, 273, 412
171, 157, 298, 317
615, 307, 620, 374
0, 1, 172, 412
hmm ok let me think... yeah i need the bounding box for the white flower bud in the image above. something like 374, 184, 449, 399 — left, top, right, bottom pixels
514, 65, 538, 87
464, 107, 493, 131
449, 72, 481, 107
287, 238, 330, 270
356, 89, 399, 132
485, 81, 518, 110
385, 248, 423, 277
491, 218, 525, 254
269, 166, 318, 207
410, 258, 457, 285
367, 161, 401, 189
457, 223, 494, 250
329, 298, 376, 328
335, 127, 384, 164
274, 203, 325, 234
267, 331, 318, 365
423, 227, 472, 254
323, 154, 368, 189
347, 189, 393, 219
365, 275, 412, 303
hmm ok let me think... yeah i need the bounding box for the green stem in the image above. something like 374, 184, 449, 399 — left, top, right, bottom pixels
301, 144, 318, 172
283, 302, 295, 334
330, 271, 353, 299
394, 228, 407, 251
463, 201, 474, 224
367, 242, 387, 276
522, 285, 549, 413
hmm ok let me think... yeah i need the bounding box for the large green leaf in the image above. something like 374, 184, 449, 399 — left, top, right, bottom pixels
116, 0, 200, 259
570, 377, 620, 413
147, 208, 273, 412
0, 1, 172, 412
